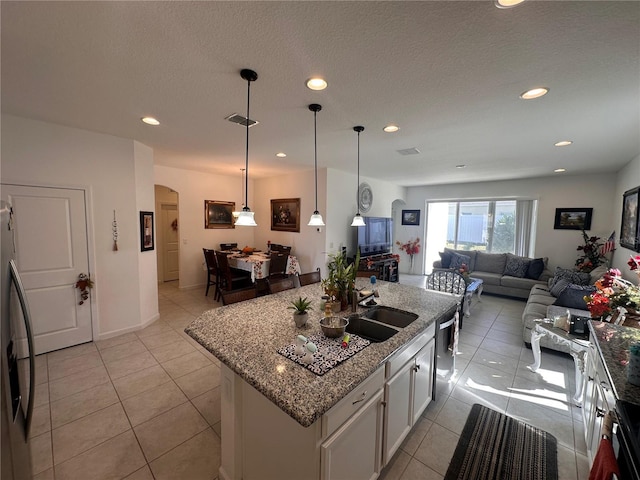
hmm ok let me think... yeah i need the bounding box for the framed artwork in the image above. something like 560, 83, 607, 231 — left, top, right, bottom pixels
140, 211, 154, 251
553, 208, 593, 230
271, 198, 300, 232
205, 200, 235, 229
401, 209, 420, 226
620, 187, 639, 251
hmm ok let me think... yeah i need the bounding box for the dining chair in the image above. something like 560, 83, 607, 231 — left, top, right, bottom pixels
215, 250, 252, 296
271, 244, 292, 255
268, 253, 289, 279
221, 286, 257, 306
425, 269, 466, 325
203, 248, 219, 299
267, 277, 296, 294
220, 242, 238, 251
298, 268, 321, 286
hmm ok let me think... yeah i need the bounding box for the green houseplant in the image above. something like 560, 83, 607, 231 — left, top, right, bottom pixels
324, 251, 360, 310
289, 297, 313, 327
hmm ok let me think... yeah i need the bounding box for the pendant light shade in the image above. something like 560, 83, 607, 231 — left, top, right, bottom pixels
308, 104, 325, 227
351, 126, 366, 227
236, 68, 258, 227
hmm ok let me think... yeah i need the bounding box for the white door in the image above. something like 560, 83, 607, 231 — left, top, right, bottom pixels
161, 204, 179, 281
2, 184, 92, 354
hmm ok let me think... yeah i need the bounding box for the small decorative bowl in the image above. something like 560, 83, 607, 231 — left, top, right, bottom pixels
319, 316, 349, 338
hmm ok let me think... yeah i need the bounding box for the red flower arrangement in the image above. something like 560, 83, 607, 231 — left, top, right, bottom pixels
396, 238, 420, 256
585, 256, 640, 319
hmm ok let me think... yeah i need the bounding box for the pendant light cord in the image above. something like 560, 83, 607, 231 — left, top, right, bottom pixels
314, 110, 318, 212
356, 129, 361, 215
244, 77, 251, 212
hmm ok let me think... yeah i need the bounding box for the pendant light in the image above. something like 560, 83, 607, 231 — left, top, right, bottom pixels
232, 168, 246, 218
235, 68, 258, 227
307, 104, 325, 227
351, 126, 366, 227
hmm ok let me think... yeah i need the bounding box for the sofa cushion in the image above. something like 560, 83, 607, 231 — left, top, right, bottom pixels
504, 253, 530, 278
552, 283, 596, 310
438, 251, 452, 269
589, 265, 608, 284
474, 251, 507, 274
471, 271, 502, 286
549, 267, 591, 288
549, 278, 570, 297
501, 275, 543, 290
449, 252, 471, 270
525, 258, 545, 280
444, 248, 477, 271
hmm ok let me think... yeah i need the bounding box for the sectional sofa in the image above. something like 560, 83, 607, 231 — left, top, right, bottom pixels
433, 249, 552, 299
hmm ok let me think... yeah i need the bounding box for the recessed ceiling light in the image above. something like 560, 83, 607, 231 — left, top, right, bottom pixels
276, 152, 287, 158
383, 124, 399, 133
554, 168, 566, 173
455, 164, 467, 169
519, 87, 549, 100
554, 140, 573, 147
495, 0, 525, 8
306, 78, 327, 91
141, 116, 160, 126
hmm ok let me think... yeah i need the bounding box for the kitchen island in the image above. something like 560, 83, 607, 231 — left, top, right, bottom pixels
186, 279, 459, 480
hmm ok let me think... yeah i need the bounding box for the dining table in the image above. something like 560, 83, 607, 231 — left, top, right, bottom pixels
227, 251, 301, 282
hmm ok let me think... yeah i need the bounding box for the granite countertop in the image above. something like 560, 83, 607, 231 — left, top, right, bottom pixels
588, 320, 640, 406
185, 279, 459, 427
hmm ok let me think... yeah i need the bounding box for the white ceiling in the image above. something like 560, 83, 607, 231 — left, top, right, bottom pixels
2, 1, 639, 186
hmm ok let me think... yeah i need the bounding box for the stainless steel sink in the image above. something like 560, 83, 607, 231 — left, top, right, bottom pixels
360, 306, 418, 328
345, 315, 399, 343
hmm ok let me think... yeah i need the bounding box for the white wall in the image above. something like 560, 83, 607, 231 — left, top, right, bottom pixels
404, 173, 617, 274
613, 154, 640, 283
154, 165, 256, 289
1, 115, 156, 339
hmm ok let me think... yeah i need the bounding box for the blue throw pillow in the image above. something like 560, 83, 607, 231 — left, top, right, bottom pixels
553, 284, 596, 310
504, 254, 530, 278
439, 251, 452, 268
526, 258, 545, 280
550, 278, 570, 297
449, 252, 471, 271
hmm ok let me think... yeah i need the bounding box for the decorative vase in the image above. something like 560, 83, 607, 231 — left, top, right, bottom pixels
409, 254, 414, 273
293, 312, 308, 328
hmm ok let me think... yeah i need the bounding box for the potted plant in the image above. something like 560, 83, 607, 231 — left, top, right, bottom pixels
325, 251, 360, 311
289, 297, 313, 327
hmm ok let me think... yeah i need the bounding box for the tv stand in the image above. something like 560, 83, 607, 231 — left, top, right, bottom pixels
357, 254, 399, 282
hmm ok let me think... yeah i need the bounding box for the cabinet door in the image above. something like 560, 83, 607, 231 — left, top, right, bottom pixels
412, 338, 435, 424
321, 389, 384, 480
383, 362, 413, 465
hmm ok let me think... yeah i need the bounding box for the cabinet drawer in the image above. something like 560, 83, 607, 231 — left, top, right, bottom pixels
322, 366, 385, 438
386, 323, 436, 378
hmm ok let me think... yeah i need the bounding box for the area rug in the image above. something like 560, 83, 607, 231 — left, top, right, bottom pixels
444, 403, 558, 480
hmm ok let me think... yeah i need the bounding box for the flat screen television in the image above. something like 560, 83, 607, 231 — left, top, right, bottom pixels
355, 216, 393, 257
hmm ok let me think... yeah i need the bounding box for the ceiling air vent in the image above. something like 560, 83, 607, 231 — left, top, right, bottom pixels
225, 113, 259, 127
396, 147, 421, 156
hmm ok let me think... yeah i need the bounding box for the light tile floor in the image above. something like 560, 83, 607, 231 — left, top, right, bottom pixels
29, 275, 589, 479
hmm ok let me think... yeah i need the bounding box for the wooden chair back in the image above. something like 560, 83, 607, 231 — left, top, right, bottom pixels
298, 268, 321, 286
268, 277, 296, 294
203, 248, 218, 297
220, 242, 238, 251
268, 253, 289, 278
221, 287, 257, 306
270, 244, 292, 255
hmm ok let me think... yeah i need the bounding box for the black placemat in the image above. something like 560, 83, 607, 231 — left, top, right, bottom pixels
277, 333, 370, 376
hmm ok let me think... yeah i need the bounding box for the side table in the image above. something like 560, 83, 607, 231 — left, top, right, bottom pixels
463, 277, 484, 317
527, 320, 590, 407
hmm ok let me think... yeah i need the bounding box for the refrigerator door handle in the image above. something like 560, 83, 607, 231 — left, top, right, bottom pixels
9, 259, 35, 440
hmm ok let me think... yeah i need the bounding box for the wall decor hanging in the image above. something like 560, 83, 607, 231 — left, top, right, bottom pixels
271, 198, 300, 232
205, 200, 235, 229
401, 209, 421, 226
553, 208, 592, 230
112, 210, 119, 251
140, 211, 154, 251
621, 187, 639, 251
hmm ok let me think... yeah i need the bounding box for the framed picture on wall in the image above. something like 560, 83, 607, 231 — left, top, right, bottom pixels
401, 209, 420, 226
271, 198, 300, 232
205, 200, 235, 229
553, 208, 593, 230
620, 187, 639, 251
140, 211, 154, 251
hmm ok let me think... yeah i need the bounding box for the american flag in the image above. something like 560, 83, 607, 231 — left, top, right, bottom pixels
600, 231, 616, 255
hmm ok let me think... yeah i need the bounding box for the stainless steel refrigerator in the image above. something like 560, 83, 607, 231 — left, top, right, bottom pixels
1, 200, 35, 479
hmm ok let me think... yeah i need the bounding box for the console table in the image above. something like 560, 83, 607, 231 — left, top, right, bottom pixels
527, 320, 590, 406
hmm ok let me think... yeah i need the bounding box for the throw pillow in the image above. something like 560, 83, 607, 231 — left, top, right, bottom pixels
439, 251, 452, 269
549, 267, 591, 288
552, 284, 596, 310
503, 253, 530, 278
525, 258, 545, 280
449, 252, 471, 271
550, 278, 570, 297
589, 265, 608, 285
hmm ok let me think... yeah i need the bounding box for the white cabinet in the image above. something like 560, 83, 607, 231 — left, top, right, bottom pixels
383, 328, 436, 465
321, 389, 384, 480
